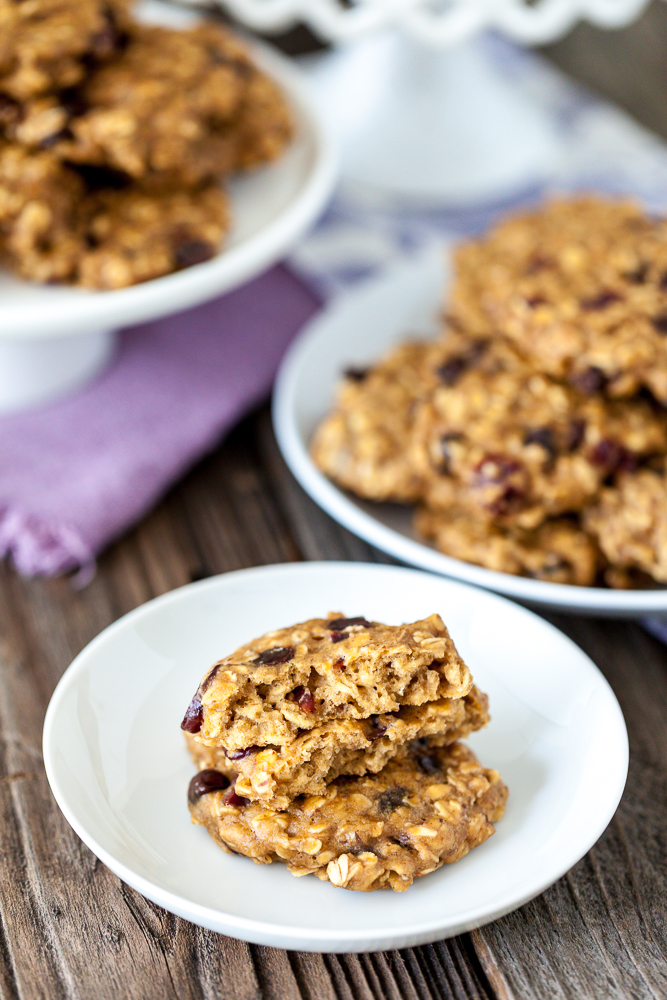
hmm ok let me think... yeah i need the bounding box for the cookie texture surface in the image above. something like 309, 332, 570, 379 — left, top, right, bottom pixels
448, 196, 667, 403
182, 613, 472, 756
0, 8, 293, 288
0, 0, 130, 101
0, 143, 84, 281
415, 507, 601, 586
56, 22, 292, 185
77, 181, 230, 288
410, 333, 667, 531
310, 340, 443, 503
584, 467, 667, 583
187, 740, 508, 891
187, 685, 489, 808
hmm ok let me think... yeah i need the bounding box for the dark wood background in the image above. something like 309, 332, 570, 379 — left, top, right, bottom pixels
3, 4, 667, 998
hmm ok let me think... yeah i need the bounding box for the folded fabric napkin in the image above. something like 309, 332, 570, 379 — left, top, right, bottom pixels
0, 265, 319, 577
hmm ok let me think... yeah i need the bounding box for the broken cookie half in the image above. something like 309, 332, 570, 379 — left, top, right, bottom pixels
181, 613, 480, 806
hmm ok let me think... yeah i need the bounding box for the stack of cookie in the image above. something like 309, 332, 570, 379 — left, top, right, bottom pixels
0, 0, 292, 287
312, 197, 667, 588
182, 613, 507, 892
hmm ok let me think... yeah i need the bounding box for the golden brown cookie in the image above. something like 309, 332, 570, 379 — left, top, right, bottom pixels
310, 339, 450, 503
187, 740, 507, 892
0, 142, 84, 281
0, 0, 131, 102
55, 21, 292, 186
448, 196, 667, 403
181, 613, 473, 755
415, 506, 601, 586
77, 181, 230, 288
410, 333, 667, 531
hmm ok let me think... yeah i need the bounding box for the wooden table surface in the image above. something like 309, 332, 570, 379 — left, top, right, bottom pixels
4, 6, 667, 999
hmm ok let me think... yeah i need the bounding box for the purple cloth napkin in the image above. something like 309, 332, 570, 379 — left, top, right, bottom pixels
0, 264, 320, 577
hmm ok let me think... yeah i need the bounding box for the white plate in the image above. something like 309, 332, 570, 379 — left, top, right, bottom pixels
43, 561, 628, 953
273, 245, 667, 616
0, 16, 335, 340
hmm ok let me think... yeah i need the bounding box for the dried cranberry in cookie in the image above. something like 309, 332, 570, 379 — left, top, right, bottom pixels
77, 182, 230, 289
187, 613, 472, 752
410, 333, 667, 531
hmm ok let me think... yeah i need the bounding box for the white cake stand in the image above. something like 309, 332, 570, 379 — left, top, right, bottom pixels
0, 4, 336, 412
189, 0, 651, 204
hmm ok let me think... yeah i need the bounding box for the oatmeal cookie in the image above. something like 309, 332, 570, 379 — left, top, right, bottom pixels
77, 181, 229, 288
0, 0, 130, 102
584, 467, 667, 584
181, 614, 472, 755
448, 196, 667, 402
187, 685, 489, 808
415, 506, 600, 586
55, 21, 292, 185
0, 142, 84, 281
187, 740, 508, 892
410, 333, 667, 530
310, 339, 448, 503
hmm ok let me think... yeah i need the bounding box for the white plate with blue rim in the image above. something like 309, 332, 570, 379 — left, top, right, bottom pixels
273, 244, 667, 617
43, 561, 628, 953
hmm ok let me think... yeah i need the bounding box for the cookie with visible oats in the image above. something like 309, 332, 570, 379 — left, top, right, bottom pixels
310, 339, 449, 504
54, 21, 292, 186
77, 181, 229, 289
0, 0, 130, 103
584, 466, 667, 585
448, 196, 667, 403
0, 143, 84, 282
181, 614, 473, 758
0, 147, 229, 287
415, 506, 600, 586
186, 684, 489, 809
410, 333, 667, 531
187, 740, 507, 892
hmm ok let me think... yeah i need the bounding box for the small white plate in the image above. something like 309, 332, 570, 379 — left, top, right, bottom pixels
273, 245, 667, 616
43, 561, 628, 953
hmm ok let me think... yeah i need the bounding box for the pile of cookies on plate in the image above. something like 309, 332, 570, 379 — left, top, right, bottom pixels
182, 613, 507, 892
313, 197, 667, 588
0, 0, 292, 287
